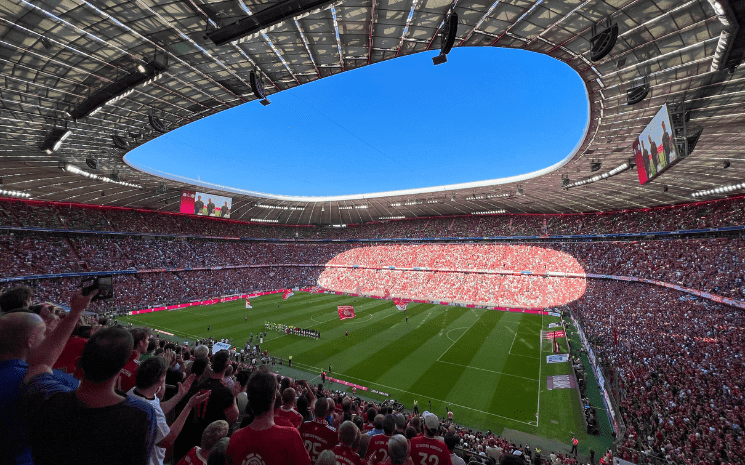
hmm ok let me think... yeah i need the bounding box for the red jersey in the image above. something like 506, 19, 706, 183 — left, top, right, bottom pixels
333, 444, 366, 465
115, 351, 140, 393
274, 415, 295, 428
176, 446, 207, 465
53, 336, 87, 377
299, 418, 338, 464
366, 434, 393, 464
410, 436, 452, 465
227, 424, 311, 465
277, 406, 304, 428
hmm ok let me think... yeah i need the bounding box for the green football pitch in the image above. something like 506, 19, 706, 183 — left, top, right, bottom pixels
120, 291, 609, 451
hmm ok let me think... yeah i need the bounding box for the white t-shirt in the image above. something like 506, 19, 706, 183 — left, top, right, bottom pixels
451, 452, 467, 465
127, 387, 169, 465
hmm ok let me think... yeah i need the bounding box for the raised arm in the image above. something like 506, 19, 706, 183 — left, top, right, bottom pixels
25, 290, 96, 381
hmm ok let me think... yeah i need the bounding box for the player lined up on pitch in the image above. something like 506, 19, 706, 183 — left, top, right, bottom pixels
266, 321, 320, 338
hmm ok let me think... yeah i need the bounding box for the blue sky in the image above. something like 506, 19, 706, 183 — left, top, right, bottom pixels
126, 47, 588, 197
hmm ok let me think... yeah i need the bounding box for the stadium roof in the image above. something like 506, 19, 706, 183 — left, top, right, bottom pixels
0, 0, 744, 225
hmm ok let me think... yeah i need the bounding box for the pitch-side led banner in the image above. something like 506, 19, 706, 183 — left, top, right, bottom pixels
180, 190, 233, 218
338, 306, 355, 320
129, 289, 313, 315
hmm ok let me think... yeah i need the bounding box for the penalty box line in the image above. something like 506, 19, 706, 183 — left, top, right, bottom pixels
290, 361, 537, 427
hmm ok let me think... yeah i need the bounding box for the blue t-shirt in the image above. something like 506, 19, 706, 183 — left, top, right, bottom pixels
0, 359, 33, 465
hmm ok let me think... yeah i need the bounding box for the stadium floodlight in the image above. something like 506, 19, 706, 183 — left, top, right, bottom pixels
691, 182, 745, 197
472, 210, 506, 215
40, 128, 72, 154
70, 55, 168, 119
206, 0, 339, 46
64, 164, 142, 189
0, 189, 31, 199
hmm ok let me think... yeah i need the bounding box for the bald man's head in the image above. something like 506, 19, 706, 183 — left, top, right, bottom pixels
0, 312, 45, 360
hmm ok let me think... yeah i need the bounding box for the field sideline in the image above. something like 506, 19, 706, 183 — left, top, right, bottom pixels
121, 291, 596, 447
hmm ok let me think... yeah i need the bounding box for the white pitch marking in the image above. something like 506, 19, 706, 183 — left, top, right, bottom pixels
437, 317, 479, 362
445, 327, 472, 342
290, 361, 536, 427
436, 360, 539, 382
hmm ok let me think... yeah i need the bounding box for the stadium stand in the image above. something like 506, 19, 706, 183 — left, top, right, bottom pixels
2, 196, 745, 238
1, 198, 744, 465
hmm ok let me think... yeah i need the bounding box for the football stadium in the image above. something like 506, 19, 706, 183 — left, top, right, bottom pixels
1, 1, 744, 465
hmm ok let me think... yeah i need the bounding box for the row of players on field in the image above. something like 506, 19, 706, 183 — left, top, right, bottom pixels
266, 321, 320, 339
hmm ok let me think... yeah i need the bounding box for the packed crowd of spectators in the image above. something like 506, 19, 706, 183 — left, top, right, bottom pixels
3, 230, 743, 307
1, 268, 321, 314
317, 244, 586, 306
325, 244, 585, 273
1, 285, 595, 465
2, 195, 745, 239
318, 269, 585, 307
568, 281, 745, 465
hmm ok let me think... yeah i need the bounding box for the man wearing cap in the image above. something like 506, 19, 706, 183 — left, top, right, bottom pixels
410, 414, 452, 465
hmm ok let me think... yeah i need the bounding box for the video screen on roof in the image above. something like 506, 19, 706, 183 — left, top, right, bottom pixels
180, 190, 232, 218
632, 104, 680, 184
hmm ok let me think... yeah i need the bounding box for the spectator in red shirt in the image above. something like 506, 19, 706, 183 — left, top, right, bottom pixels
226, 370, 310, 465
366, 414, 396, 465
333, 421, 366, 465
116, 327, 151, 393
276, 387, 304, 428
176, 420, 229, 465
299, 396, 337, 463
410, 414, 452, 465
